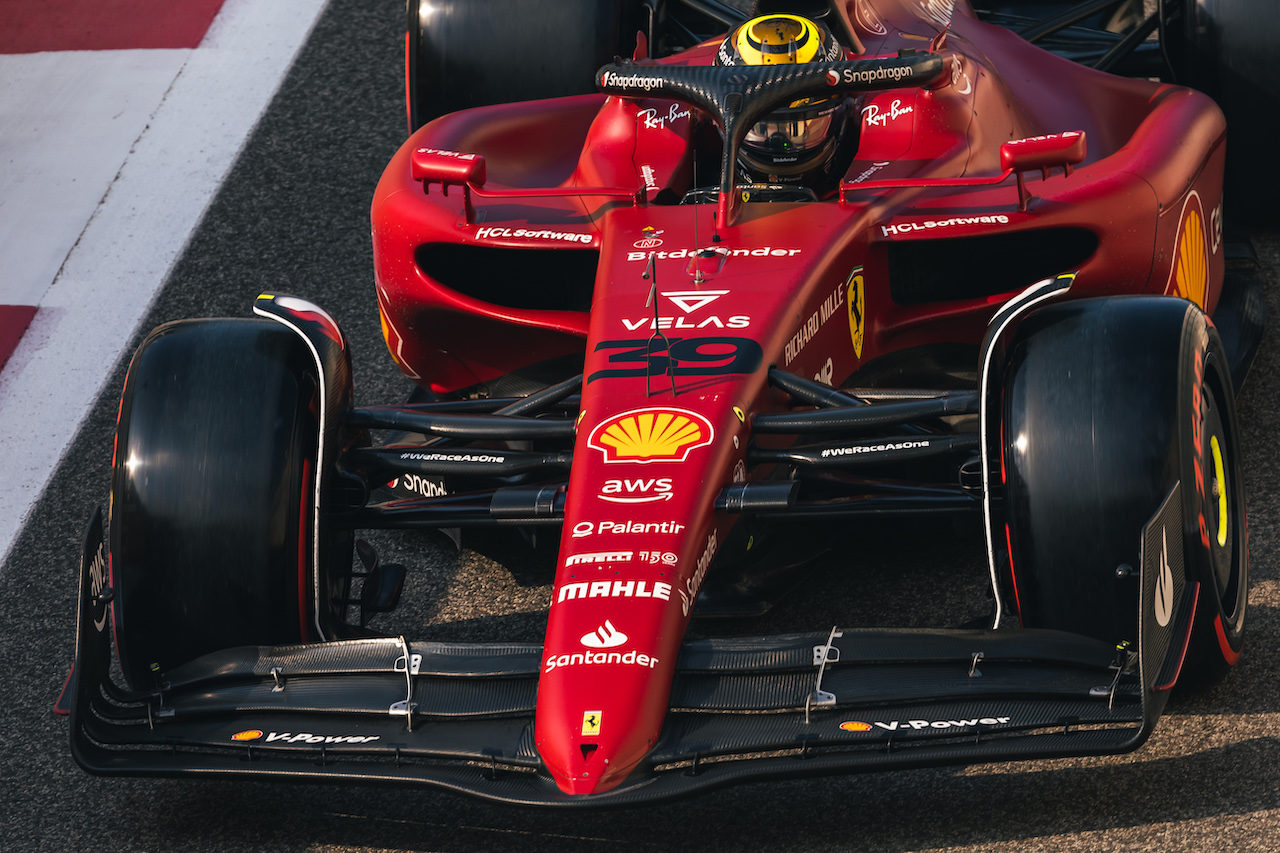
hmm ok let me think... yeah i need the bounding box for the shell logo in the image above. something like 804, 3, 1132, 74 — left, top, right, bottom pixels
1171, 193, 1208, 309
231, 730, 264, 742
588, 407, 715, 464
840, 721, 872, 732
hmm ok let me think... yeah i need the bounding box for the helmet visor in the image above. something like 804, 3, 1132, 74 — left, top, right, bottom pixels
743, 110, 834, 156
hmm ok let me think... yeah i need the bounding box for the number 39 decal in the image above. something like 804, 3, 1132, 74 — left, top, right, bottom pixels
587, 336, 764, 383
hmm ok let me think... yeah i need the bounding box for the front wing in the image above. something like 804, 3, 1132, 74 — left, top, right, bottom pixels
67, 493, 1194, 807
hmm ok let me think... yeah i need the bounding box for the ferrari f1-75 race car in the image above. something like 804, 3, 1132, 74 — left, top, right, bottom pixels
65, 0, 1275, 805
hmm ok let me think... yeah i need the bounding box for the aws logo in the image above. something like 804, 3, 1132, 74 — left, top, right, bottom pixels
588, 408, 714, 464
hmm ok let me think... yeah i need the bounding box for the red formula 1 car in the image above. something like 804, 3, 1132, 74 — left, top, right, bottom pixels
66, 0, 1273, 805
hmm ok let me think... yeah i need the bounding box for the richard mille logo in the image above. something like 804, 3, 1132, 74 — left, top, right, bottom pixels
1155, 527, 1174, 628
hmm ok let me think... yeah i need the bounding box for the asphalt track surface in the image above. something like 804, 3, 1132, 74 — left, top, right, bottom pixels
5, 2, 1280, 851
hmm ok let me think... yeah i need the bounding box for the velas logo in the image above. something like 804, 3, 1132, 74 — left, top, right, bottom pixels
414, 147, 476, 160
661, 290, 729, 313
588, 408, 714, 464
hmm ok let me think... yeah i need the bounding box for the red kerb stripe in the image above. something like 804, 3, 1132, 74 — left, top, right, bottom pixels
0, 0, 227, 54
0, 306, 38, 373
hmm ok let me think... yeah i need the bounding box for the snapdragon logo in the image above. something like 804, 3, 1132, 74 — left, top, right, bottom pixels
390, 473, 447, 498
602, 71, 664, 91
829, 65, 916, 86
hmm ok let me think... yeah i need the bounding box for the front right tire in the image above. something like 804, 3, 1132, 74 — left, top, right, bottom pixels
998, 296, 1247, 685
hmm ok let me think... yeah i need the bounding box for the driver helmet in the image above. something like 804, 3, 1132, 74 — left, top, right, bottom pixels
715, 14, 846, 183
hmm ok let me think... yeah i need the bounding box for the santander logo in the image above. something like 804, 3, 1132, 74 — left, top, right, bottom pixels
581, 620, 628, 649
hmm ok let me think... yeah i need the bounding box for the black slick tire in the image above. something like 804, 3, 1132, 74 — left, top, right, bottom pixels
998, 296, 1247, 684
405, 0, 632, 131
109, 319, 320, 691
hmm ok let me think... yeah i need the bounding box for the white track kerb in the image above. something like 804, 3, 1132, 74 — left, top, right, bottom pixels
0, 0, 330, 568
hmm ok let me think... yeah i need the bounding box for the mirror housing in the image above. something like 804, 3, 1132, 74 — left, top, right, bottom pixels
410, 147, 486, 187
1000, 131, 1087, 173
999, 131, 1087, 210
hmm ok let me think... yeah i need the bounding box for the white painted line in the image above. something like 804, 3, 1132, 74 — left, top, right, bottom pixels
0, 49, 190, 307
0, 0, 331, 567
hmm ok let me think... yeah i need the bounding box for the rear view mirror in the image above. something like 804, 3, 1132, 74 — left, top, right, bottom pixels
410, 147, 487, 187
999, 131, 1087, 210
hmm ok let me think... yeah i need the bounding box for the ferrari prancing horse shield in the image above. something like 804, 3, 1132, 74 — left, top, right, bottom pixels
847, 265, 865, 358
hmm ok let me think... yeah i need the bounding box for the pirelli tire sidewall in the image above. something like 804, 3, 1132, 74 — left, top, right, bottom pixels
1179, 310, 1248, 683
998, 296, 1244, 654
109, 319, 320, 691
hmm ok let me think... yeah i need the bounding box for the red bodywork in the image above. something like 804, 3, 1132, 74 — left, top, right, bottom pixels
371, 0, 1226, 794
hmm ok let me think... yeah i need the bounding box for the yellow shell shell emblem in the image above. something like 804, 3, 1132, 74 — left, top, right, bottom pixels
588, 407, 715, 464
1174, 205, 1208, 309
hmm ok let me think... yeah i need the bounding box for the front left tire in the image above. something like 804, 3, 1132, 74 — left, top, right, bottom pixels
109, 319, 320, 690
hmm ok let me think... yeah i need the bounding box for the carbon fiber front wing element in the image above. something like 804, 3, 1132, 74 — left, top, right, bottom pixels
66, 491, 1194, 807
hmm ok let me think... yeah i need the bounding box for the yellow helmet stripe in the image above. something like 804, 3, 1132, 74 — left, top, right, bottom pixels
735, 15, 823, 65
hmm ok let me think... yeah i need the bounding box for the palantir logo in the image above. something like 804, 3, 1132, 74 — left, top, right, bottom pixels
580, 620, 628, 649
